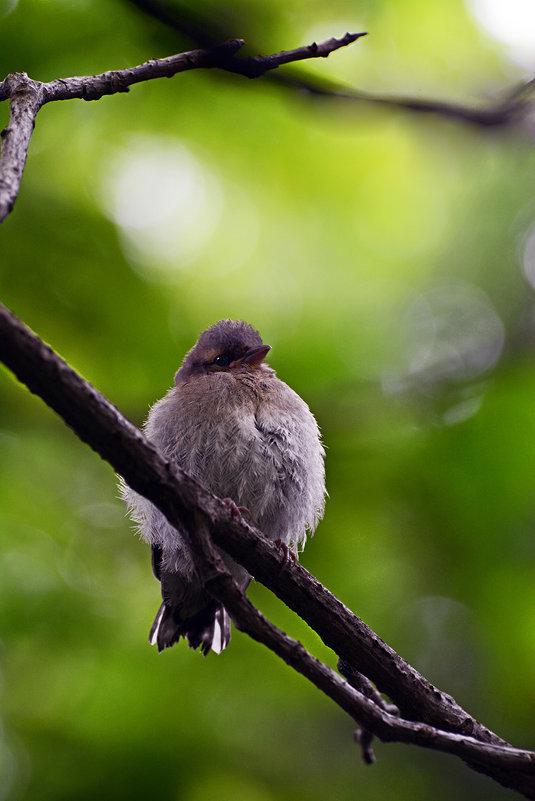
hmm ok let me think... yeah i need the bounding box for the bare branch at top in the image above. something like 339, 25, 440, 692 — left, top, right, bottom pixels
0, 33, 364, 225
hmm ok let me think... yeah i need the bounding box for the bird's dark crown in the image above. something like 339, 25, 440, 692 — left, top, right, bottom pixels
176, 320, 267, 383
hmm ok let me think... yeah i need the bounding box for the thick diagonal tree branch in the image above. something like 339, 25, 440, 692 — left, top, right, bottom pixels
182, 515, 535, 795
1, 300, 535, 797
0, 33, 364, 223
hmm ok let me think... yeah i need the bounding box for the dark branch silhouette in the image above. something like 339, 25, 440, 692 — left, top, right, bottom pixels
1, 300, 535, 798
128, 0, 535, 130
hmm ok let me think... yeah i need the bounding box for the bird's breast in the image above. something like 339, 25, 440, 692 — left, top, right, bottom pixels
146, 371, 325, 546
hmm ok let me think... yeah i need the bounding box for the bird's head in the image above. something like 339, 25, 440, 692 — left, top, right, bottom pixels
175, 320, 271, 384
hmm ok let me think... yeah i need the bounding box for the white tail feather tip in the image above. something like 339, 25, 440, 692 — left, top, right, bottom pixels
150, 605, 165, 646
211, 618, 224, 655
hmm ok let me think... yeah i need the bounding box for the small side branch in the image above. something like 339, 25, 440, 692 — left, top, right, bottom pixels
210, 33, 367, 79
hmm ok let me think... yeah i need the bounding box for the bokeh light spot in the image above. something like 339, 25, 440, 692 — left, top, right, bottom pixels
0, 0, 18, 19
383, 281, 504, 395
99, 137, 222, 276
466, 0, 535, 68
521, 222, 535, 290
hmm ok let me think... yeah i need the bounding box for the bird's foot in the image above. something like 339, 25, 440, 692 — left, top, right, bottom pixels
223, 498, 250, 517
274, 538, 296, 567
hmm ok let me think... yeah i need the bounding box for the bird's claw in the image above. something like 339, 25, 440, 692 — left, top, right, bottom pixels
223, 498, 250, 517
274, 538, 296, 567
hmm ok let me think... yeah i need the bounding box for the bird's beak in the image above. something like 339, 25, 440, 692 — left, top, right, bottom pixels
233, 344, 271, 368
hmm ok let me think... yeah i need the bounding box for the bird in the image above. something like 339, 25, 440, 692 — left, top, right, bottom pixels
122, 319, 326, 655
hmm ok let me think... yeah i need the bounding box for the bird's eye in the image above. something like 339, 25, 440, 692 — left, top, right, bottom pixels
213, 354, 231, 367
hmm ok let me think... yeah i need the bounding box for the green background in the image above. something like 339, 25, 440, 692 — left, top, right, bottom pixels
1, 1, 535, 799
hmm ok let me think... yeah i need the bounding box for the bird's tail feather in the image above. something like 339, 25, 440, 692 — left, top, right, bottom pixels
149, 602, 231, 656
211, 607, 231, 655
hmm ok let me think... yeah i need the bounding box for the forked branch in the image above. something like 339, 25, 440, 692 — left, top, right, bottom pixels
0, 33, 364, 224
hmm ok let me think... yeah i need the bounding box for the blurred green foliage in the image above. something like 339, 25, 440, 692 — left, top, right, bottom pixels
1, 1, 535, 799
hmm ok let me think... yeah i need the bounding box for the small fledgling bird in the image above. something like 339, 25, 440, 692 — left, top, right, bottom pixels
123, 319, 326, 655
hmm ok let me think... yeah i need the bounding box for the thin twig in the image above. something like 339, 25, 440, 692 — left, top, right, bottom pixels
1, 300, 535, 797
202, 33, 367, 79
